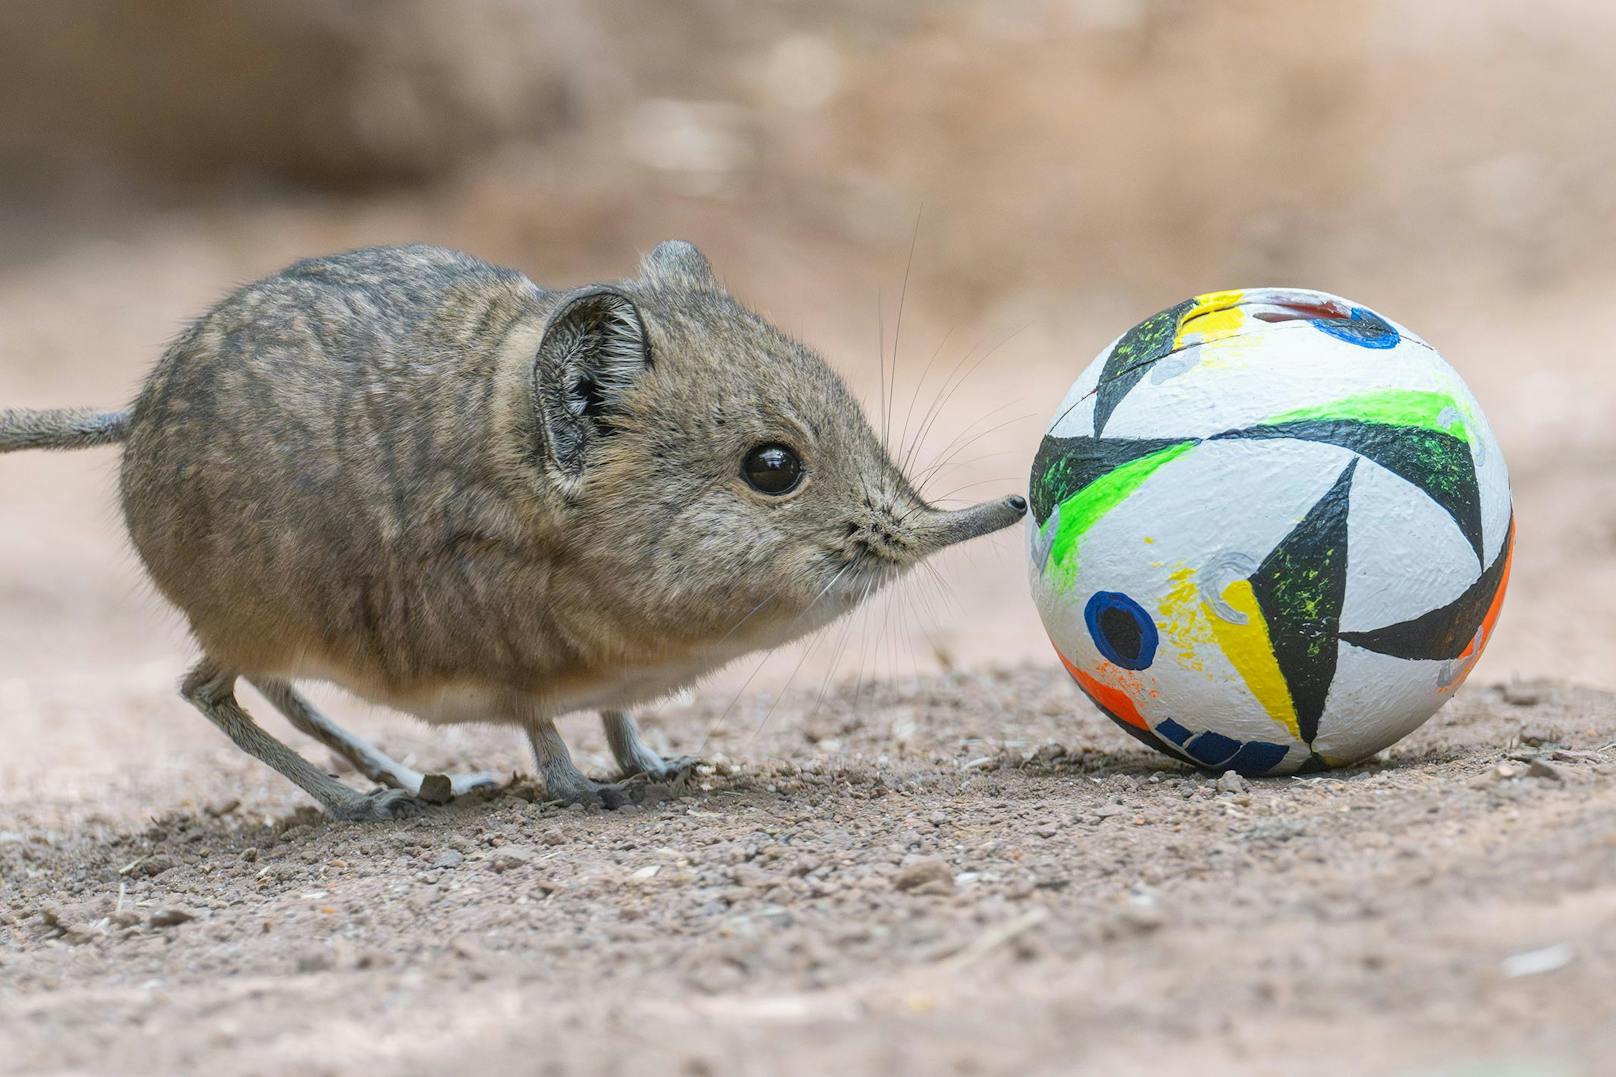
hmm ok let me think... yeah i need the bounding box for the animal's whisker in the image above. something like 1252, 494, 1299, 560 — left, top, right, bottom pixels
750, 612, 835, 743
884, 206, 922, 499
901, 398, 1019, 491
910, 414, 1037, 499
900, 331, 991, 481
806, 581, 865, 726
911, 400, 1028, 473
876, 287, 888, 489
923, 474, 1021, 503
700, 553, 864, 753
896, 326, 957, 482
914, 409, 1036, 479
902, 325, 1027, 487
849, 574, 879, 716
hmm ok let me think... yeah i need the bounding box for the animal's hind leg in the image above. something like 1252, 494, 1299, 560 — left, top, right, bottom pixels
251, 678, 499, 798
181, 660, 420, 821
601, 710, 697, 782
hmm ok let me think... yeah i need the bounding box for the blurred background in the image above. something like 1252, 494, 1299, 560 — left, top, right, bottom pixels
4, 0, 1615, 788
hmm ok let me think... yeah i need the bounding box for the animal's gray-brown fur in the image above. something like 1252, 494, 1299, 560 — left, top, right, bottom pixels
1, 242, 1027, 818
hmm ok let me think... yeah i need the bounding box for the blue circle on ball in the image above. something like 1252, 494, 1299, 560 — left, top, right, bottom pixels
1084, 591, 1158, 670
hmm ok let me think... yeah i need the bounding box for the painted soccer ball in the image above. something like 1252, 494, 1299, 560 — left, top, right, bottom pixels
1027, 288, 1513, 776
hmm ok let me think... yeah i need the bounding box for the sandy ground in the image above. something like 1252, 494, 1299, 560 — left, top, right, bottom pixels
3, 669, 1614, 1076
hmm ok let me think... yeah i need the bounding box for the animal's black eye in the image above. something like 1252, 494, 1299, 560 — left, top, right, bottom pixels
742, 444, 803, 495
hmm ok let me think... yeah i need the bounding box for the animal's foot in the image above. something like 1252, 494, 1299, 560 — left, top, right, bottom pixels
543, 773, 664, 810
333, 788, 425, 821
562, 779, 633, 810
621, 755, 700, 784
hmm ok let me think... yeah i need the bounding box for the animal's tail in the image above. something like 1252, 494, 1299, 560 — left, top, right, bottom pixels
0, 407, 131, 453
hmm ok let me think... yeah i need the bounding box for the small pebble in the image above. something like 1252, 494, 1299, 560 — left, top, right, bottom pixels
490, 847, 537, 872
1118, 904, 1166, 933
418, 774, 454, 805
149, 908, 195, 928
1501, 943, 1572, 978
892, 855, 954, 893
1525, 759, 1564, 782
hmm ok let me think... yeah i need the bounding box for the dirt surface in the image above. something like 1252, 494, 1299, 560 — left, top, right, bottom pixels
3, 669, 1614, 1076
6, 3, 1616, 1073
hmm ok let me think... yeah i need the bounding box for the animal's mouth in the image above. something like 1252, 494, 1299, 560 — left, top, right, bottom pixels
803, 547, 909, 616
841, 522, 912, 567
828, 554, 903, 603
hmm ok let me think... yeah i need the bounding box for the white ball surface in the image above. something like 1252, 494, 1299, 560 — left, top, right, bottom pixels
1027, 288, 1513, 775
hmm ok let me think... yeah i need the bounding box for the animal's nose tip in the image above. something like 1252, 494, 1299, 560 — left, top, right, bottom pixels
1006, 494, 1028, 515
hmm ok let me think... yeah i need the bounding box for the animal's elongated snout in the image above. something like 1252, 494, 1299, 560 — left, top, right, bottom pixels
906, 494, 1027, 557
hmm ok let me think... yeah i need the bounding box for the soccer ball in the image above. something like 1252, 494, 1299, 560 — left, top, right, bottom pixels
1027, 289, 1512, 775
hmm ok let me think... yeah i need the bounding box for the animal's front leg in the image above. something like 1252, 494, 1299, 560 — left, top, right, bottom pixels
523, 716, 636, 809
601, 710, 697, 783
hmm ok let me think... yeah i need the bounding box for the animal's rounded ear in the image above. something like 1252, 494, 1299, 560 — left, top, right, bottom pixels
640, 240, 719, 290
532, 286, 650, 483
